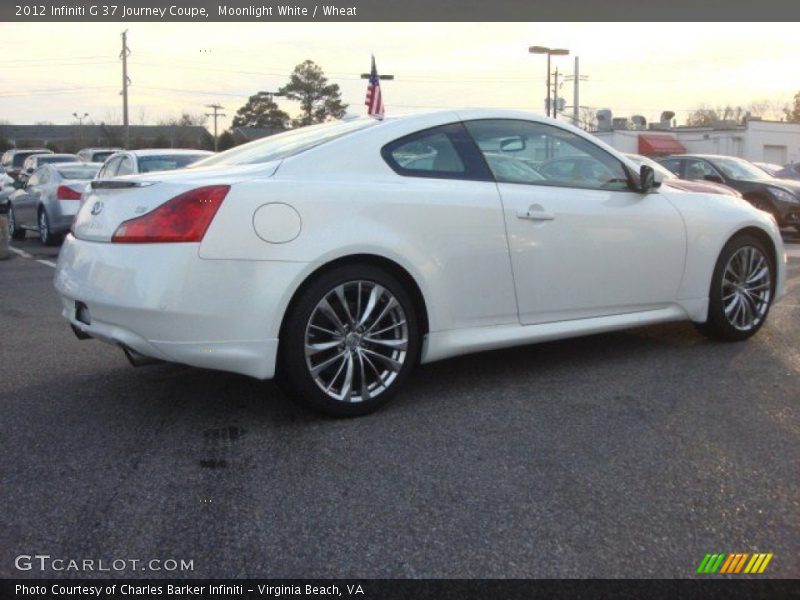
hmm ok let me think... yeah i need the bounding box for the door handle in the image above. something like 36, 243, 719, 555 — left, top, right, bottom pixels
517, 205, 555, 221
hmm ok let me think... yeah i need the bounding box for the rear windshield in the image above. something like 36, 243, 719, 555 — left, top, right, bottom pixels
57, 165, 101, 180
13, 152, 47, 168
91, 151, 116, 163
193, 119, 377, 168
138, 154, 209, 173
39, 155, 78, 164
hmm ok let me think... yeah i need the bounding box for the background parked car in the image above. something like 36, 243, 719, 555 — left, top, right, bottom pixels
95, 149, 213, 179
625, 153, 741, 197
20, 153, 79, 184
77, 147, 122, 164
8, 162, 101, 245
774, 162, 800, 181
1, 148, 53, 183
658, 153, 800, 228
753, 161, 784, 177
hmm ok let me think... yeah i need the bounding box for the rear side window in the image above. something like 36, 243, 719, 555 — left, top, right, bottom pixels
382, 123, 491, 181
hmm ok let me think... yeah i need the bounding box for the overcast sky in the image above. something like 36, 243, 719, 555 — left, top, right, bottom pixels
1, 22, 798, 130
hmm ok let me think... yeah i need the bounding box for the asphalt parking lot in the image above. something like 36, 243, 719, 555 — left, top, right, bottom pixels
1, 232, 799, 579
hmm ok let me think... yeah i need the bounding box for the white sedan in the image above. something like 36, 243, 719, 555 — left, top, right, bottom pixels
54, 110, 786, 416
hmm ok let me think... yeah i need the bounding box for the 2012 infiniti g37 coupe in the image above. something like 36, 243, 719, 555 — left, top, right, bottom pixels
55, 110, 787, 416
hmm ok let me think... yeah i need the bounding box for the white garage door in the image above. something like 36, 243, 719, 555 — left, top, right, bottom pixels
763, 145, 788, 165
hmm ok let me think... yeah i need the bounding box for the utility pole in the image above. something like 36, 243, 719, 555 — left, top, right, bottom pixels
120, 30, 131, 149
553, 68, 560, 120
205, 104, 226, 152
573, 57, 579, 126
529, 46, 569, 117
564, 57, 589, 128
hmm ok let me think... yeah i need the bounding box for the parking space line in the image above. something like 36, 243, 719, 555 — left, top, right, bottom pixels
7, 246, 57, 268
8, 246, 33, 259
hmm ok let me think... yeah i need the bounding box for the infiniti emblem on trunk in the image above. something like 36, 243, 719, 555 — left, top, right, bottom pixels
90, 201, 104, 216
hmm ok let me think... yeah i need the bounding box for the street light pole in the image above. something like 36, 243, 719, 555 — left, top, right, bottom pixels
73, 112, 89, 147
529, 46, 569, 117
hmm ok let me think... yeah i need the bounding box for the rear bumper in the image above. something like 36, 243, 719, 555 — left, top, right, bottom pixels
54, 234, 310, 379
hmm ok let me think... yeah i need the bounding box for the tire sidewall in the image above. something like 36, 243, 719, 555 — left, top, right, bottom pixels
280, 264, 420, 417
706, 233, 775, 341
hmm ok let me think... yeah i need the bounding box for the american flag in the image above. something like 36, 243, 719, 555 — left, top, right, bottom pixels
364, 55, 384, 119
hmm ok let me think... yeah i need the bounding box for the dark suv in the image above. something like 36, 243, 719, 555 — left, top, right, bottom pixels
658, 154, 800, 229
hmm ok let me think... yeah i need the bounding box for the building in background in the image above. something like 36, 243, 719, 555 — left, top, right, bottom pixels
592, 111, 800, 165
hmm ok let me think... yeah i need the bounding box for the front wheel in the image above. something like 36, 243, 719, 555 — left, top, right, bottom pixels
280, 265, 420, 417
698, 234, 774, 341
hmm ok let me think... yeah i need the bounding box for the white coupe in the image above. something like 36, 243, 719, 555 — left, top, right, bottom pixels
54, 110, 787, 416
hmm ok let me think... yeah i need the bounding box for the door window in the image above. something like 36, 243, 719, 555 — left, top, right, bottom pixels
464, 119, 631, 191
658, 159, 682, 175
684, 159, 721, 181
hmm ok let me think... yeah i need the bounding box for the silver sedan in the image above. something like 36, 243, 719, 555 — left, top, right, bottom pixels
8, 162, 102, 245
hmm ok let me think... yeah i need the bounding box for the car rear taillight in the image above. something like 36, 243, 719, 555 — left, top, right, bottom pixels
111, 185, 229, 243
57, 185, 82, 200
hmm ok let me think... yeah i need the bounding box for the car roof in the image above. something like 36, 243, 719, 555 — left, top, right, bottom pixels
127, 149, 214, 157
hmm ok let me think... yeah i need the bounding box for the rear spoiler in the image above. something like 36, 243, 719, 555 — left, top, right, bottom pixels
91, 180, 155, 189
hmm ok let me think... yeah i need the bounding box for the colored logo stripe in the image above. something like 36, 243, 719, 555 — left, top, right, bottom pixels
697, 553, 773, 574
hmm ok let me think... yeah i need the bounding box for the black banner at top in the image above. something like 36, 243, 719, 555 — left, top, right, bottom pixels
4, 0, 800, 22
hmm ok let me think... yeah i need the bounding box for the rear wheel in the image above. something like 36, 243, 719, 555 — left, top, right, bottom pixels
8, 206, 25, 240
280, 265, 420, 417
698, 234, 774, 341
38, 209, 60, 246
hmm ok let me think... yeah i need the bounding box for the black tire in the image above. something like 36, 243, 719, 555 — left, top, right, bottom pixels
279, 264, 420, 417
8, 206, 25, 240
697, 233, 775, 342
38, 209, 61, 246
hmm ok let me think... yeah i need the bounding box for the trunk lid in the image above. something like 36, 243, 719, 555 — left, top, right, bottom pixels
72, 162, 279, 242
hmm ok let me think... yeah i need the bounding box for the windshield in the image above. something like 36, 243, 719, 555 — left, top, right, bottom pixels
193, 119, 378, 168
624, 154, 676, 179
138, 154, 210, 173
711, 157, 771, 181
57, 165, 101, 180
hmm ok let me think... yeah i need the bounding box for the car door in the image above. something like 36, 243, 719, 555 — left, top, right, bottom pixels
14, 167, 45, 226
463, 119, 687, 325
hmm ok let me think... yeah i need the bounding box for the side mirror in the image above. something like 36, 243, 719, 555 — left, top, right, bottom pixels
500, 136, 526, 153
639, 165, 656, 193
703, 174, 724, 184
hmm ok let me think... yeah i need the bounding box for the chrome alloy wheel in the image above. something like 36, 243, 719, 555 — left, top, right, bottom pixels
304, 280, 409, 403
722, 246, 772, 331
38, 211, 49, 244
